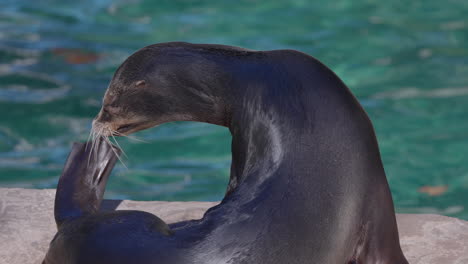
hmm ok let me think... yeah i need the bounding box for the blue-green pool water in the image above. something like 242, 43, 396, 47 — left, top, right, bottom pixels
1, 0, 467, 219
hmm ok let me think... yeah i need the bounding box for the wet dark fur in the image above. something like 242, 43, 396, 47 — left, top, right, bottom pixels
44, 42, 408, 264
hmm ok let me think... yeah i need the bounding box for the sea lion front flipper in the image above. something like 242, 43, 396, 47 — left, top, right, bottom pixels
54, 138, 121, 227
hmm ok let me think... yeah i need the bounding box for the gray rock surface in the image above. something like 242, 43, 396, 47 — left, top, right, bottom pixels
0, 188, 467, 264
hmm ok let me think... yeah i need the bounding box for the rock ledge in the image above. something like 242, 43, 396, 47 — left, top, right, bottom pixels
0, 188, 467, 264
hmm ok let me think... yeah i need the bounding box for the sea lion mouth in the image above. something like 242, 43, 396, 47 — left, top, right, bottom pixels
115, 123, 141, 135
114, 121, 156, 136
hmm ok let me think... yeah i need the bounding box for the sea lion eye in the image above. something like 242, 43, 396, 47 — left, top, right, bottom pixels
135, 80, 146, 87
103, 105, 120, 115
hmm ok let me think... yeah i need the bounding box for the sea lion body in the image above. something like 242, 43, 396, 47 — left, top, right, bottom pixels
44, 43, 408, 264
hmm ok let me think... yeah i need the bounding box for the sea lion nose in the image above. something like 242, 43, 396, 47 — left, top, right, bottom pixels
96, 108, 112, 123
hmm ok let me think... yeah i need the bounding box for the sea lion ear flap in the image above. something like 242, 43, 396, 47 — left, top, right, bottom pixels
135, 80, 146, 87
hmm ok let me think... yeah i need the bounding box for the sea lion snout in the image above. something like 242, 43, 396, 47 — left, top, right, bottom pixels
91, 118, 113, 137
92, 105, 128, 137
92, 107, 157, 137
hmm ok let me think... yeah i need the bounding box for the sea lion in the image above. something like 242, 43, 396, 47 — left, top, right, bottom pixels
44, 42, 408, 264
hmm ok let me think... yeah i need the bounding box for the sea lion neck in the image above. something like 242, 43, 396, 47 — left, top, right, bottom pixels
162, 47, 309, 193
203, 55, 294, 194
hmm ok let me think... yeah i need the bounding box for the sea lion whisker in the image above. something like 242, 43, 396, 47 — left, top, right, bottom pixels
103, 135, 127, 169
109, 131, 128, 159
95, 127, 104, 156
112, 130, 148, 143
85, 129, 93, 152
122, 134, 148, 143
87, 129, 96, 166
90, 127, 101, 165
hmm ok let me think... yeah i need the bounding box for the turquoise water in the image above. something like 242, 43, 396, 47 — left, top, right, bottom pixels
0, 0, 467, 219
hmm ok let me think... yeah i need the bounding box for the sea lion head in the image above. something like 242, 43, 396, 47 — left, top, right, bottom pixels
92, 44, 227, 138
